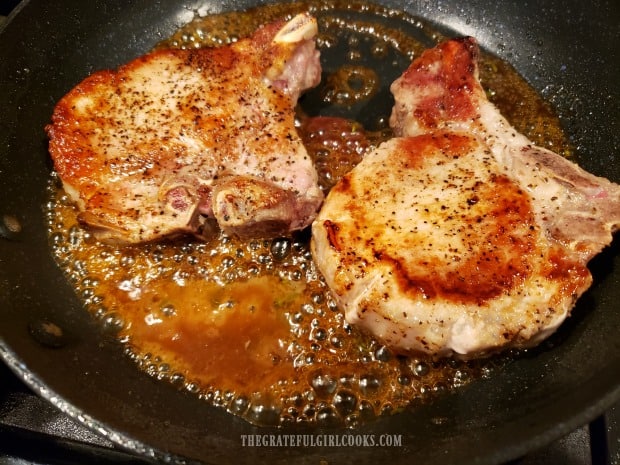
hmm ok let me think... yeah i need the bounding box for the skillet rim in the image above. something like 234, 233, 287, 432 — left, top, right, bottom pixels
0, 0, 619, 464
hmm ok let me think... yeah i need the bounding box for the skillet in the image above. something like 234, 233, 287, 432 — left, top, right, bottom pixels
0, 0, 619, 463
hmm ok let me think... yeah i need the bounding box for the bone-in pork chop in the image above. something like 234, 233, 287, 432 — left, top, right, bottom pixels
311, 38, 620, 357
46, 14, 323, 243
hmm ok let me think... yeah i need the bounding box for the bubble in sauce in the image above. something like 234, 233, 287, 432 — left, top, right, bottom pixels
43, 0, 571, 428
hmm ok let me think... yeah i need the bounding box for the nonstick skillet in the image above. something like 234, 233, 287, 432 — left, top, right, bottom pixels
1, 0, 619, 464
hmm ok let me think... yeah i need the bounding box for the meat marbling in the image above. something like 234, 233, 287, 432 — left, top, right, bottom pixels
47, 14, 323, 243
312, 37, 620, 357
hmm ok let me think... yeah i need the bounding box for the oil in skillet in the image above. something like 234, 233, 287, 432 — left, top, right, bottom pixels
46, 0, 571, 427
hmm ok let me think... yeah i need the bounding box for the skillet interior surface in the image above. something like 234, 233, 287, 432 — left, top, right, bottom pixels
0, 0, 619, 464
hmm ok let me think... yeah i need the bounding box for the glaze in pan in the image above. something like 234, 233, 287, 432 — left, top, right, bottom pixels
0, 1, 618, 464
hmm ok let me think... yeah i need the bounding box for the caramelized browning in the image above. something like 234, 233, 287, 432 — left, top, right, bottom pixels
47, 1, 579, 427
313, 37, 618, 358
327, 133, 542, 307
46, 16, 323, 243
395, 38, 480, 129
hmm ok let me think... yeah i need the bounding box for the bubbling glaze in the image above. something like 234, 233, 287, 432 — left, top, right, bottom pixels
46, 0, 570, 427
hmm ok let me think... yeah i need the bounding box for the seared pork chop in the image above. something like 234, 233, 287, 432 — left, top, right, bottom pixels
312, 38, 620, 357
47, 14, 323, 243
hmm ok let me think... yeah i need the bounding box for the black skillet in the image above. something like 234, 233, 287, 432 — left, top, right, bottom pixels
1, 0, 619, 464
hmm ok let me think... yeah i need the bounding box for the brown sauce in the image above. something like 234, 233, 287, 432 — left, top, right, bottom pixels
46, 0, 571, 427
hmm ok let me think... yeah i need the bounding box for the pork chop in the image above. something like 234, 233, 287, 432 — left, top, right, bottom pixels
311, 37, 620, 357
46, 14, 323, 243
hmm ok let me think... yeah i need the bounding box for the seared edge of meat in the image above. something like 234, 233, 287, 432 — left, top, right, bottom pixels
390, 37, 620, 261
46, 14, 323, 243
312, 37, 620, 358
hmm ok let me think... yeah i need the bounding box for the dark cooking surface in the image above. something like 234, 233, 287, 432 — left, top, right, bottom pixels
1, 360, 619, 464
0, 1, 619, 464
